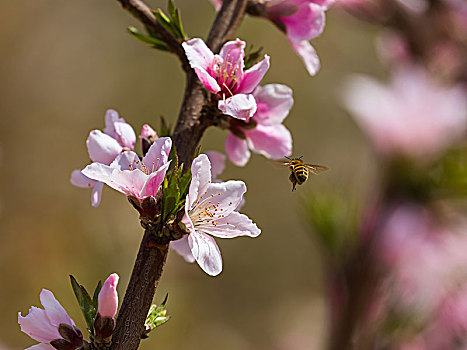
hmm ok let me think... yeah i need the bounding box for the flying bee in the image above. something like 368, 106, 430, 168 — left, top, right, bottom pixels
278, 156, 329, 191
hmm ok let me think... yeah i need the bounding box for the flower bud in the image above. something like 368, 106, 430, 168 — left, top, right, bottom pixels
97, 273, 119, 318
93, 312, 115, 340
141, 124, 158, 156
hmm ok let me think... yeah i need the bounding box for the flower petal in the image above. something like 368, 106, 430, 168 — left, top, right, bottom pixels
18, 308, 59, 342
183, 38, 215, 71
188, 231, 223, 276
142, 137, 172, 172
110, 169, 148, 199
91, 181, 104, 207
139, 161, 171, 198
209, 0, 223, 10
282, 3, 325, 41
237, 55, 270, 94
183, 39, 221, 93
196, 211, 261, 239
225, 133, 251, 166
218, 94, 257, 120
82, 163, 119, 191
114, 121, 136, 150
245, 124, 293, 159
110, 151, 141, 171
186, 154, 212, 210
253, 84, 294, 125
86, 130, 123, 164
104, 109, 136, 150
171, 235, 196, 263
194, 67, 222, 93
197, 180, 246, 218
26, 344, 56, 350
205, 151, 226, 179
290, 39, 321, 76
70, 170, 96, 188
103, 109, 122, 138
219, 39, 246, 82
39, 289, 74, 328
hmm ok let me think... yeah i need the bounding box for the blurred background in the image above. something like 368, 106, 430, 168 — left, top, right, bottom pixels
1, 1, 384, 349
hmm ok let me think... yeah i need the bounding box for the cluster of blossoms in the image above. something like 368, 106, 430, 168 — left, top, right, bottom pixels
209, 0, 334, 75
71, 110, 261, 276
183, 38, 293, 166
18, 274, 119, 350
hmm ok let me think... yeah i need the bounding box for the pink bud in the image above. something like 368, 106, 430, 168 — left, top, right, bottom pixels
98, 273, 119, 318
141, 124, 157, 140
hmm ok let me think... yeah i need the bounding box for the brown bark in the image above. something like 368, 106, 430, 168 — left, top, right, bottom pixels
111, 230, 169, 350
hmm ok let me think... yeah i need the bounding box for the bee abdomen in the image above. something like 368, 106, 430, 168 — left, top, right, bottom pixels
294, 165, 308, 184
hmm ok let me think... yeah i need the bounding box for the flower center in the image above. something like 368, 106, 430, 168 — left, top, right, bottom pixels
129, 158, 161, 175
214, 54, 240, 97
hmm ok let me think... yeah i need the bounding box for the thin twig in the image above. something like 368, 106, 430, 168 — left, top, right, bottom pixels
116, 0, 189, 71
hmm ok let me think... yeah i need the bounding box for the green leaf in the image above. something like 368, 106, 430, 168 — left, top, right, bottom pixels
244, 45, 264, 70
159, 116, 172, 137
92, 280, 103, 314
127, 26, 169, 51
168, 0, 176, 20
152, 10, 179, 39
145, 294, 170, 331
179, 168, 192, 199
70, 275, 95, 334
173, 9, 186, 40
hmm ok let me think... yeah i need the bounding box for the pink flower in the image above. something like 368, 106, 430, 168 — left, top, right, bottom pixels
71, 109, 136, 207
81, 137, 172, 202
225, 84, 293, 166
182, 38, 270, 120
342, 65, 467, 159
18, 289, 79, 349
171, 154, 261, 276
207, 0, 330, 75
97, 273, 119, 318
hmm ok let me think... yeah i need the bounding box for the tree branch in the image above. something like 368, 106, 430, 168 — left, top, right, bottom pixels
111, 229, 169, 350
116, 0, 189, 71
110, 1, 249, 348
207, 0, 248, 52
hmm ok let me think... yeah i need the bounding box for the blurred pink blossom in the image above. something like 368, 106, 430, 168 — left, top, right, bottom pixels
226, 84, 293, 166
342, 65, 467, 159
171, 154, 260, 276
98, 273, 119, 318
71, 109, 136, 207
379, 204, 467, 318
205, 151, 226, 179
82, 137, 172, 202
182, 38, 270, 120
18, 289, 77, 349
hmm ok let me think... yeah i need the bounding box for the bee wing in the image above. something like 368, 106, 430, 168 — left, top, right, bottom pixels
304, 164, 329, 174
271, 160, 291, 167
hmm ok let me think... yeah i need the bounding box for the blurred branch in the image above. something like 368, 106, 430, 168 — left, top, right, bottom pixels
110, 1, 248, 349
116, 0, 189, 71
